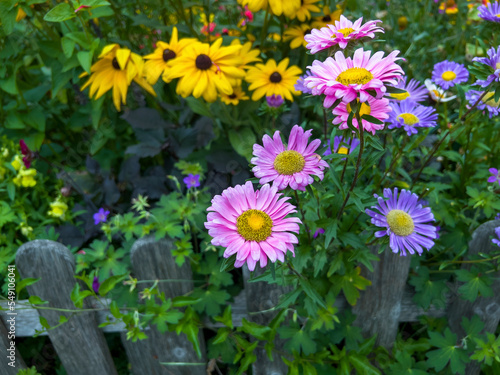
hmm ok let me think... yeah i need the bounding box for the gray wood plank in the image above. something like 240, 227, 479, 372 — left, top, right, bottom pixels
0, 319, 26, 375
121, 236, 206, 375
243, 267, 292, 375
15, 240, 117, 375
353, 248, 412, 349
447, 220, 500, 375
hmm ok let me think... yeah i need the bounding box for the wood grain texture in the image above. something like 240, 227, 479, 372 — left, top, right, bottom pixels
15, 240, 117, 375
447, 220, 500, 375
353, 248, 412, 349
121, 236, 206, 375
0, 319, 26, 375
243, 267, 291, 375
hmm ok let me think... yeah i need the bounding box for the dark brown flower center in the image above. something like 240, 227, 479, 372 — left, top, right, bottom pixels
305, 29, 312, 35
270, 72, 282, 83
322, 15, 332, 22
112, 58, 121, 70
229, 94, 237, 99
163, 49, 176, 62
195, 54, 212, 70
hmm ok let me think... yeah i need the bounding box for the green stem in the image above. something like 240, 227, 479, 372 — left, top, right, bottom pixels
337, 112, 365, 220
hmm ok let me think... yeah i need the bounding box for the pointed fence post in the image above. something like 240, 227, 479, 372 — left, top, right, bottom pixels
120, 236, 206, 375
353, 247, 412, 349
243, 267, 291, 375
16, 240, 118, 375
447, 220, 500, 375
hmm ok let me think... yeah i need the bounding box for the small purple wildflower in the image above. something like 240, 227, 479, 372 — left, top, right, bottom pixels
93, 208, 110, 225
366, 188, 437, 256
183, 174, 200, 189
388, 77, 428, 103
388, 101, 438, 136
431, 60, 469, 90
466, 90, 500, 118
323, 136, 360, 158
493, 227, 500, 247
495, 213, 500, 220
313, 228, 325, 238
472, 46, 500, 87
478, 2, 500, 23
488, 168, 500, 187
266, 95, 284, 108
92, 276, 100, 294
294, 71, 313, 95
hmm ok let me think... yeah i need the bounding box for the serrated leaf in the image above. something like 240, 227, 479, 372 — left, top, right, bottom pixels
44, 3, 75, 22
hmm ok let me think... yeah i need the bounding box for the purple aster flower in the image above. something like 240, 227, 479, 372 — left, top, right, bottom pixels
493, 227, 500, 247
323, 136, 360, 157
93, 208, 110, 225
495, 213, 500, 220
388, 77, 428, 103
92, 276, 100, 294
366, 188, 438, 256
388, 101, 438, 136
466, 90, 500, 118
313, 228, 325, 238
295, 71, 313, 95
479, 2, 500, 23
431, 60, 469, 90
488, 168, 500, 187
183, 174, 201, 189
472, 46, 500, 87
266, 95, 284, 108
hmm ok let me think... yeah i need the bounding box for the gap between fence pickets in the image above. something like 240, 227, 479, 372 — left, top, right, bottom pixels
0, 286, 446, 337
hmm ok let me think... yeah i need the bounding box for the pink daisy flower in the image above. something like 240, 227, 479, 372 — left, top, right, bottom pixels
304, 48, 404, 105
332, 96, 391, 134
305, 15, 384, 54
205, 181, 301, 271
251, 125, 329, 191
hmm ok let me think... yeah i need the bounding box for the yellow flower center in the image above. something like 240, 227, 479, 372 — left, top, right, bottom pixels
335, 27, 355, 38
338, 147, 348, 155
346, 100, 371, 116
386, 209, 414, 237
274, 150, 306, 175
237, 209, 273, 242
482, 92, 500, 107
496, 62, 500, 69
397, 113, 419, 125
337, 68, 373, 86
390, 91, 410, 100
441, 71, 456, 81
432, 89, 444, 98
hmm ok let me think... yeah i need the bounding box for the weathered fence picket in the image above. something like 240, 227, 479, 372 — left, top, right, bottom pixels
16, 240, 118, 375
1, 221, 499, 374
447, 220, 500, 375
353, 247, 412, 348
121, 236, 206, 375
243, 267, 291, 375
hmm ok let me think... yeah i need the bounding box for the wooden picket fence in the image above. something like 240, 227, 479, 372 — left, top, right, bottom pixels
1, 221, 499, 375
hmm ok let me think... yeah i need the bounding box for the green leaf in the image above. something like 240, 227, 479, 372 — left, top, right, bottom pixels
361, 114, 384, 125
77, 51, 93, 74
28, 296, 48, 305
98, 274, 128, 296
61, 36, 76, 58
185, 97, 212, 118
300, 279, 327, 309
228, 127, 256, 160
278, 325, 317, 355
349, 353, 381, 375
426, 328, 469, 374
16, 278, 40, 294
456, 269, 493, 302
240, 318, 271, 341
44, 3, 76, 22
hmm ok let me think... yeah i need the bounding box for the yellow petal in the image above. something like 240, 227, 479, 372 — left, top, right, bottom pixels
116, 48, 131, 70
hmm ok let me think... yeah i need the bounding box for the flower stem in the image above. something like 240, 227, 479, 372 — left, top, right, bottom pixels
294, 190, 311, 241
337, 112, 365, 220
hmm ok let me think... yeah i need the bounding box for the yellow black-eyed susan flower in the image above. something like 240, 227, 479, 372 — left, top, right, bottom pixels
143, 27, 196, 85
165, 39, 245, 102
80, 44, 156, 111
220, 86, 249, 105
293, 0, 320, 21
246, 58, 302, 101
283, 24, 311, 49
